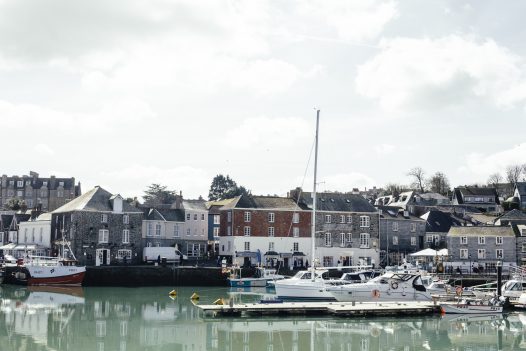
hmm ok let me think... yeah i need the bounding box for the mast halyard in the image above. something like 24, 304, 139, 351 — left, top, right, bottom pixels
311, 110, 320, 282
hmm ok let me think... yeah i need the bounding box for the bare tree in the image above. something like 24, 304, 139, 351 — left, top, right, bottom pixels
506, 165, 523, 184
487, 173, 503, 187
407, 167, 426, 192
384, 183, 405, 197
426, 172, 451, 196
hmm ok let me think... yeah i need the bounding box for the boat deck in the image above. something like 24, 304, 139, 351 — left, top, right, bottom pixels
197, 300, 441, 317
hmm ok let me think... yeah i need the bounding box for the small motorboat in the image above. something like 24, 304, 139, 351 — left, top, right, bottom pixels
441, 297, 503, 314
228, 267, 285, 288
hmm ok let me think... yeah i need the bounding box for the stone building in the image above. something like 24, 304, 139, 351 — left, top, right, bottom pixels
377, 206, 426, 266
141, 206, 185, 248
0, 171, 81, 211
51, 186, 143, 266
452, 186, 501, 213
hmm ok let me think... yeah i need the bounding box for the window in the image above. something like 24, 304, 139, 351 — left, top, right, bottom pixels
496, 249, 503, 259
340, 233, 345, 247
292, 213, 299, 223
293, 227, 299, 237
346, 233, 352, 243
460, 236, 468, 245
325, 214, 332, 223
101, 214, 108, 223
244, 242, 250, 251
227, 226, 232, 236
268, 227, 275, 237
244, 226, 251, 236
392, 236, 398, 245
186, 213, 191, 220
227, 212, 232, 222
17, 190, 23, 197
213, 227, 219, 238
410, 223, 416, 232
117, 250, 132, 260
17, 180, 23, 187
98, 229, 109, 243
213, 215, 220, 225
347, 215, 352, 224
8, 180, 14, 186
323, 256, 333, 267
57, 190, 63, 198
496, 236, 503, 245
392, 222, 399, 232
460, 249, 468, 259
123, 215, 129, 224
522, 229, 526, 237
155, 224, 161, 236
411, 237, 416, 246
340, 215, 345, 223
122, 230, 130, 244
194, 214, 197, 220
244, 211, 251, 222
39, 228, 43, 243
268, 213, 275, 223
186, 228, 191, 236
426, 235, 433, 243
174, 224, 180, 237
269, 242, 275, 251
359, 233, 370, 248
147, 223, 153, 237
478, 236, 485, 245
324, 233, 332, 247
478, 249, 486, 259
360, 216, 370, 228
293, 242, 299, 251
522, 243, 526, 253
201, 213, 205, 220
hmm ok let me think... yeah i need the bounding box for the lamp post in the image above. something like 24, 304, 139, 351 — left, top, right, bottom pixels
469, 253, 472, 275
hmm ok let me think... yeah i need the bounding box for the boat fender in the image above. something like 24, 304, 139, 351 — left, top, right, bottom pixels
168, 290, 177, 297
213, 298, 224, 305
455, 286, 463, 296
190, 292, 199, 300
390, 281, 398, 290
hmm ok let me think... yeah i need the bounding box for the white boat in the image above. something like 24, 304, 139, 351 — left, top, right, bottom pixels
441, 298, 503, 314
274, 269, 335, 300
326, 272, 433, 302
228, 267, 285, 288
420, 276, 453, 295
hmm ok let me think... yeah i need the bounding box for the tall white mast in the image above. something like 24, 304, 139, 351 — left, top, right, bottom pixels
311, 110, 320, 281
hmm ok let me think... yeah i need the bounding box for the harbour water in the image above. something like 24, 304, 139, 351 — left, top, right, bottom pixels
0, 285, 525, 351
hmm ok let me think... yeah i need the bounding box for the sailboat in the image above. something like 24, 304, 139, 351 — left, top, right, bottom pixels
274, 110, 337, 300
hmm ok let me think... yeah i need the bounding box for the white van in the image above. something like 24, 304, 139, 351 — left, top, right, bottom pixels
143, 247, 188, 263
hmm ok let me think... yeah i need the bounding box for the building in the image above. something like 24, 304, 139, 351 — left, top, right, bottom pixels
513, 182, 526, 210
14, 212, 52, 257
181, 199, 208, 259
420, 210, 462, 249
219, 195, 311, 268
0, 171, 81, 212
206, 198, 238, 256
378, 206, 426, 266
51, 186, 143, 266
292, 190, 381, 267
447, 226, 516, 273
452, 186, 501, 213
141, 206, 185, 249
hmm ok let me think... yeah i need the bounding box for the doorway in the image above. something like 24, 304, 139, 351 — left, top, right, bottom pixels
96, 249, 110, 266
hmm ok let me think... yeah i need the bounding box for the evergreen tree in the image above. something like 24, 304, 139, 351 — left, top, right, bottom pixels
143, 184, 177, 205
208, 174, 250, 201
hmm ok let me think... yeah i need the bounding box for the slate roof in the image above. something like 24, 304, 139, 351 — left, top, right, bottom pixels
143, 208, 185, 222
52, 186, 142, 213
377, 206, 423, 221
301, 192, 377, 213
421, 210, 462, 233
448, 226, 516, 237
182, 199, 207, 211
495, 209, 526, 221
233, 195, 308, 210
515, 182, 526, 196
417, 192, 449, 201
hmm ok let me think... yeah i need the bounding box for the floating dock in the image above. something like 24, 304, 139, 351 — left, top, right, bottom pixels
197, 300, 441, 317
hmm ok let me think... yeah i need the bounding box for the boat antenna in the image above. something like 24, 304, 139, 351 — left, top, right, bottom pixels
311, 109, 320, 282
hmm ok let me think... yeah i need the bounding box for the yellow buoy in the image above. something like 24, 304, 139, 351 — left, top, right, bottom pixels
190, 292, 199, 300
169, 290, 177, 297
213, 298, 224, 305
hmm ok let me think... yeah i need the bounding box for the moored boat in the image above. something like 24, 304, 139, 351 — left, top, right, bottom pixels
441, 298, 503, 314
228, 267, 285, 288
6, 256, 86, 286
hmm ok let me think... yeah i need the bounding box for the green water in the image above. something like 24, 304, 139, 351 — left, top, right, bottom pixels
0, 285, 525, 351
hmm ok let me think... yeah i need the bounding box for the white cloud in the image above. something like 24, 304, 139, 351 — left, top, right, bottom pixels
462, 143, 526, 180
356, 35, 526, 112
374, 143, 395, 155
224, 116, 312, 148
34, 144, 55, 156
100, 165, 211, 199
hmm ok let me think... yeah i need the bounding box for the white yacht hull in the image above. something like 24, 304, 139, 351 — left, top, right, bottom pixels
274, 280, 336, 301
328, 285, 432, 302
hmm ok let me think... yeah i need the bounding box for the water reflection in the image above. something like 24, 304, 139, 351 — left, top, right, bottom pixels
0, 285, 524, 350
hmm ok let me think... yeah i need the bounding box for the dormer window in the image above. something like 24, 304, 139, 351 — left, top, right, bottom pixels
17, 180, 23, 187
59, 181, 64, 187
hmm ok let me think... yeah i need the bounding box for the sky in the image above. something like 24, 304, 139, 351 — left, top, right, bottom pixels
1, 0, 525, 200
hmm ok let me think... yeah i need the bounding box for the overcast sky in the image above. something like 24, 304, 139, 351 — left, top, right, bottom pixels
1, 0, 525, 200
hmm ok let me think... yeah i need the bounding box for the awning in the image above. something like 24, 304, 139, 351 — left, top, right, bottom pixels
292, 251, 306, 257
235, 251, 258, 258
409, 248, 438, 257
280, 252, 293, 258
14, 244, 40, 251
0, 243, 16, 250
264, 251, 280, 257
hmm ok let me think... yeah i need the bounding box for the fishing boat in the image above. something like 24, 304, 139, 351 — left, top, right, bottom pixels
326, 272, 433, 302
228, 267, 285, 288
440, 297, 503, 314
